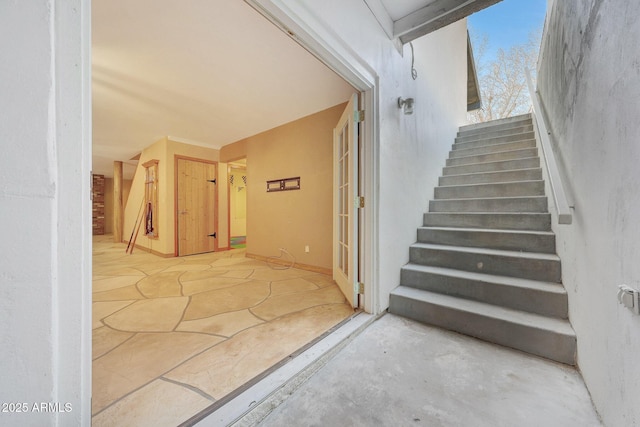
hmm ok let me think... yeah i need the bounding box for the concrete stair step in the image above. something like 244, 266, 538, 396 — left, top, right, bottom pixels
429, 196, 548, 213
450, 139, 536, 158
454, 134, 534, 151
456, 123, 534, 141
409, 242, 561, 282
434, 180, 545, 200
458, 114, 532, 134
443, 157, 540, 176
455, 131, 535, 146
388, 286, 576, 365
423, 212, 551, 231
417, 226, 556, 253
439, 168, 543, 186
400, 264, 567, 318
447, 148, 538, 167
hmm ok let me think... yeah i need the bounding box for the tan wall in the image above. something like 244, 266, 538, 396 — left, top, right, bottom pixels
220, 139, 247, 163
105, 177, 132, 235
123, 137, 225, 255
232, 103, 346, 270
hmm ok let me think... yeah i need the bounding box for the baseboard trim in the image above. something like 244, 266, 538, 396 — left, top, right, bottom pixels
124, 241, 174, 258
246, 253, 332, 276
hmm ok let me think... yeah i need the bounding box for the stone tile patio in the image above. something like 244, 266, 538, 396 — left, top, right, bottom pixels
92, 235, 353, 426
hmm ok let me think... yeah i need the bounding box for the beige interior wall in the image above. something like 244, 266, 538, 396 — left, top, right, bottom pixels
123, 138, 224, 255
220, 139, 247, 162
105, 177, 132, 235
232, 103, 346, 270
123, 138, 167, 253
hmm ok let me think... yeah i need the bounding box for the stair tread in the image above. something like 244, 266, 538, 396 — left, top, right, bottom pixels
418, 226, 554, 236
391, 286, 574, 336
444, 156, 540, 169
455, 134, 535, 146
448, 147, 537, 162
459, 114, 532, 132
401, 263, 566, 294
431, 195, 547, 202
441, 167, 542, 180
452, 140, 536, 155
411, 242, 560, 261
426, 211, 549, 216
436, 179, 544, 189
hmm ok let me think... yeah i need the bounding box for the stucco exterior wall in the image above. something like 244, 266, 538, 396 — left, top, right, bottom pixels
288, 0, 468, 310
537, 1, 640, 424
0, 0, 91, 425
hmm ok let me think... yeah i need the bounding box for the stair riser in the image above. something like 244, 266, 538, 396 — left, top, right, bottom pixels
388, 294, 576, 365
443, 158, 540, 176
450, 140, 536, 158
454, 135, 535, 151
429, 197, 548, 213
439, 169, 542, 186
457, 124, 534, 141
417, 228, 556, 253
459, 116, 532, 135
409, 246, 561, 282
447, 148, 538, 167
435, 181, 545, 200
400, 268, 567, 317
455, 131, 535, 146
424, 213, 551, 231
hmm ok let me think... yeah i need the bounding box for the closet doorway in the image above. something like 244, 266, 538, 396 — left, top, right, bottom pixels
228, 159, 247, 250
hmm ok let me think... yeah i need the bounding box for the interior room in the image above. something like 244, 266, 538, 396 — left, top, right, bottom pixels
91, 1, 360, 424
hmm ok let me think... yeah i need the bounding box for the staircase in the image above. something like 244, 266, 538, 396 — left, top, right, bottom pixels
389, 114, 576, 365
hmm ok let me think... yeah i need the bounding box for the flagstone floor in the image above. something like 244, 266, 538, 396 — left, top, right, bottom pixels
92, 235, 354, 426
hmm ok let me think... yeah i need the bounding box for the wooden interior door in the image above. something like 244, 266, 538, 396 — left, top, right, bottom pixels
176, 158, 217, 256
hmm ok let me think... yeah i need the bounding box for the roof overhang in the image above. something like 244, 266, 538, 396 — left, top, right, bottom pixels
366, 0, 503, 44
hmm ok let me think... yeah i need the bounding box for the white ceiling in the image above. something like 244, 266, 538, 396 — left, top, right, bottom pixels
92, 0, 355, 178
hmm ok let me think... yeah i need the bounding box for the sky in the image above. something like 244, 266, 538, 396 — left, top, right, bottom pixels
468, 0, 547, 61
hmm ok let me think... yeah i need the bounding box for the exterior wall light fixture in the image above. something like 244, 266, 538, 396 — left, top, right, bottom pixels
398, 97, 414, 115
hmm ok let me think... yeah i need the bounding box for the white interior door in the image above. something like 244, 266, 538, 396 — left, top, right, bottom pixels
333, 94, 359, 307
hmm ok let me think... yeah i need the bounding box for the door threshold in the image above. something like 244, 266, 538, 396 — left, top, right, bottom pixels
183, 311, 376, 426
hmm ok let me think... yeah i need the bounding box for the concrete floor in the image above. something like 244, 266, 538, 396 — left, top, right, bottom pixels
92, 235, 353, 426
244, 314, 602, 427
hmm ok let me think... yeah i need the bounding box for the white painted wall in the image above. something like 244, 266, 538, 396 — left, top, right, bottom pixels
537, 1, 640, 425
0, 1, 91, 425
279, 0, 468, 310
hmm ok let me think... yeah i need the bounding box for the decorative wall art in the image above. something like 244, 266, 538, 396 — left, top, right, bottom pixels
266, 177, 301, 192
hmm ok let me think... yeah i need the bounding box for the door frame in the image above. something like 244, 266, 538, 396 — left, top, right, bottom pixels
75, 1, 382, 419
174, 155, 219, 256
226, 158, 247, 250
245, 0, 380, 314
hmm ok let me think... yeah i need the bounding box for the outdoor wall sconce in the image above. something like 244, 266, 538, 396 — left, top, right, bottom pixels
398, 97, 414, 115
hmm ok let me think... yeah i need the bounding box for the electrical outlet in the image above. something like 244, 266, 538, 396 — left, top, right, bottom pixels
305, 245, 310, 253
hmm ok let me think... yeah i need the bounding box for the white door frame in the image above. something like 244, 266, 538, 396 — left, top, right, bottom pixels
245, 0, 380, 314
74, 1, 381, 420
